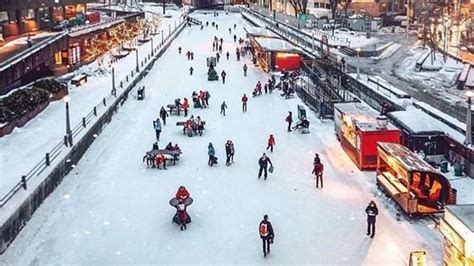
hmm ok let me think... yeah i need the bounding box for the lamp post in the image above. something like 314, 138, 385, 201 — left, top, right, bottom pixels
111, 65, 116, 96
356, 47, 361, 80
161, 29, 164, 44
63, 95, 73, 146
135, 49, 139, 72
151, 37, 154, 56
443, 15, 449, 62
465, 90, 473, 146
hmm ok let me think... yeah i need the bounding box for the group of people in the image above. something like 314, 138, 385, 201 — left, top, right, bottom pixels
183, 115, 204, 136
251, 77, 277, 97
143, 151, 168, 169
192, 90, 211, 109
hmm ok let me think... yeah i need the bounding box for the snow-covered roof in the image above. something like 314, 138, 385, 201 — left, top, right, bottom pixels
446, 204, 474, 232
378, 142, 440, 173
244, 27, 279, 38
388, 109, 465, 143
68, 19, 125, 38
253, 37, 302, 53
334, 102, 397, 131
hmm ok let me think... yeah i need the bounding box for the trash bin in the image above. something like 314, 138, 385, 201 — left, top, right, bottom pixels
440, 160, 449, 173
454, 163, 463, 177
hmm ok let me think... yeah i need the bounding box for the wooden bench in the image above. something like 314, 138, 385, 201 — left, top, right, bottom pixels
71, 74, 87, 86
150, 149, 182, 165
167, 104, 184, 115
176, 121, 206, 137
176, 121, 206, 126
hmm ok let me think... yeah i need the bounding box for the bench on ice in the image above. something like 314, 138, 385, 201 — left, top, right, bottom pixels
176, 121, 206, 137
167, 104, 184, 115
149, 149, 182, 165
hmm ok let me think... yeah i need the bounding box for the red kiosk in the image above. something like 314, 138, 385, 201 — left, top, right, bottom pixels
334, 102, 400, 170
250, 37, 302, 72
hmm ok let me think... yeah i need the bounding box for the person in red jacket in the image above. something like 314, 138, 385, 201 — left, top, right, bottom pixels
242, 93, 248, 113
267, 134, 275, 152
155, 153, 167, 170
182, 98, 190, 117
176, 186, 190, 200
312, 162, 324, 188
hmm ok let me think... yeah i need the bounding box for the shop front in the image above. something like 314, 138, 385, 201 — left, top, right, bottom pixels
250, 37, 302, 72
334, 102, 400, 170
376, 142, 457, 216
439, 204, 474, 266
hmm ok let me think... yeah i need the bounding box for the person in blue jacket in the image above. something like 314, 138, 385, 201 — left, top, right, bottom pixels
208, 142, 217, 166
153, 118, 162, 141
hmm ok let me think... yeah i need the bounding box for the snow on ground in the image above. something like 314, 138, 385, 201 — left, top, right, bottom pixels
1, 11, 443, 265
0, 10, 181, 200
395, 46, 468, 105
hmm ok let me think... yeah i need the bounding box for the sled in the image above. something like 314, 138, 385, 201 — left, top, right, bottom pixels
169, 197, 193, 207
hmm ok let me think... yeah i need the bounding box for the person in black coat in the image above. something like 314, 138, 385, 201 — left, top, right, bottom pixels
258, 153, 273, 180
160, 107, 169, 125
259, 214, 275, 257
365, 201, 378, 238
225, 140, 232, 166
285, 111, 293, 132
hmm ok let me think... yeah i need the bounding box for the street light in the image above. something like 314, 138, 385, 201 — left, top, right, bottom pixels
63, 95, 73, 146
151, 38, 154, 56
111, 65, 116, 96
356, 47, 361, 80
135, 49, 139, 72
161, 29, 164, 44
443, 15, 449, 62
465, 90, 473, 146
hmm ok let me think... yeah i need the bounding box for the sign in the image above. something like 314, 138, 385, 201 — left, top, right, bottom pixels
409, 251, 427, 266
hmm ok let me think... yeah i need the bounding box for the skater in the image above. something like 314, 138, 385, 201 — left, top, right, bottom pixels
216, 24, 218, 30
220, 101, 227, 116
178, 47, 182, 54
313, 153, 321, 166
234, 24, 236, 29
228, 28, 231, 34
176, 186, 190, 200
225, 140, 232, 166
313, 161, 324, 188
189, 66, 194, 75
218, 45, 222, 53
205, 90, 211, 106
264, 83, 268, 94
220, 37, 223, 45
206, 21, 209, 26
190, 52, 194, 60
153, 118, 162, 141
159, 107, 169, 125
241, 93, 248, 113
233, 34, 237, 43
186, 51, 191, 60
267, 134, 275, 152
243, 64, 248, 76
200, 25, 204, 30
236, 51, 241, 61
285, 111, 293, 132
221, 70, 226, 84
143, 152, 154, 167
259, 214, 275, 257
365, 201, 378, 238
226, 51, 230, 60
216, 53, 220, 63
212, 42, 216, 51
208, 142, 217, 166
258, 153, 273, 180
182, 98, 190, 117
229, 140, 235, 163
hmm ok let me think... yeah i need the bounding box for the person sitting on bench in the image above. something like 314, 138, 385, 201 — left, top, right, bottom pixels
155, 153, 167, 169
195, 116, 204, 135
174, 98, 182, 115
293, 116, 310, 130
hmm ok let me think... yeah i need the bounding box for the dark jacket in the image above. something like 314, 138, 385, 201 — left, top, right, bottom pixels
160, 108, 169, 119
225, 143, 232, 155
365, 204, 379, 223
258, 157, 272, 168
259, 220, 274, 239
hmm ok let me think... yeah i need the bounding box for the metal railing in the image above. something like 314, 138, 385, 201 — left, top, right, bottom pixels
0, 17, 186, 208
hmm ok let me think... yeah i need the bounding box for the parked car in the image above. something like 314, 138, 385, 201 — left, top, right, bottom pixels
52, 20, 72, 31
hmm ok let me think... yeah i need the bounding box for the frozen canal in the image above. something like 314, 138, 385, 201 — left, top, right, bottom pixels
2, 12, 443, 265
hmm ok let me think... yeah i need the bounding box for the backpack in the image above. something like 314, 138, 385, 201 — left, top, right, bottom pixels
260, 223, 268, 237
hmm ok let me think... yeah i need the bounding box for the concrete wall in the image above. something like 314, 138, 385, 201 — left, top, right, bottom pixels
0, 20, 187, 254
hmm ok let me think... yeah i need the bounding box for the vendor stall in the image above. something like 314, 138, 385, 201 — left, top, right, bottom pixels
334, 102, 400, 170
376, 142, 457, 216
250, 37, 302, 72
439, 204, 474, 266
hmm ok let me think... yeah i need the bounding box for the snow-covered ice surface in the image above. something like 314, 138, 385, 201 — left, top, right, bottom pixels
0, 9, 181, 198
1, 12, 444, 265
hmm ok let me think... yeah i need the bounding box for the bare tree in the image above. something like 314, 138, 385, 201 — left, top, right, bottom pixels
339, 0, 351, 17
288, 0, 308, 17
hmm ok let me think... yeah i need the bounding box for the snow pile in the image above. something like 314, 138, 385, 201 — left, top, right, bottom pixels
372, 42, 401, 60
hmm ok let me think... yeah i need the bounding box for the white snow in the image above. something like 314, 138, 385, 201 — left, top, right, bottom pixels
372, 42, 401, 60
253, 37, 302, 53
1, 12, 445, 265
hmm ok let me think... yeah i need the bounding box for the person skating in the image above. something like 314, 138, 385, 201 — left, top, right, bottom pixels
225, 140, 232, 166
205, 90, 211, 106
221, 70, 226, 84
234, 24, 236, 29
189, 66, 194, 75
365, 201, 378, 238
176, 186, 190, 200
285, 111, 293, 132
182, 98, 190, 117
178, 47, 182, 54
259, 214, 275, 257
159, 107, 169, 125
208, 142, 217, 166
243, 64, 248, 76
233, 34, 237, 43
216, 52, 220, 63
153, 118, 162, 141
267, 134, 275, 152
186, 51, 191, 60
312, 161, 324, 188
313, 153, 321, 166
220, 101, 227, 116
228, 28, 231, 34
258, 153, 273, 180
241, 93, 248, 113
218, 45, 222, 53
264, 83, 268, 94
190, 52, 194, 60
229, 140, 235, 163
226, 51, 230, 60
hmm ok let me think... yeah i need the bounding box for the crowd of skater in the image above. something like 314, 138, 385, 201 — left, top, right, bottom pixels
146, 14, 380, 258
